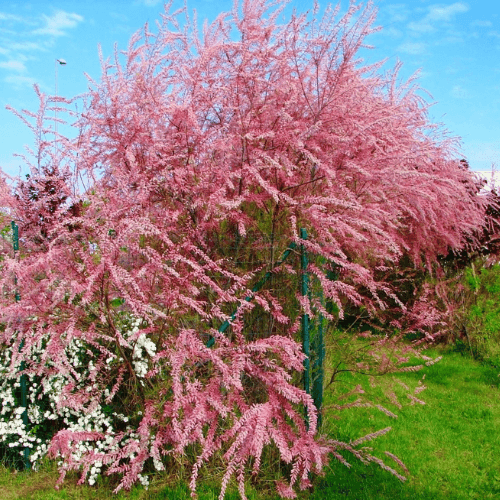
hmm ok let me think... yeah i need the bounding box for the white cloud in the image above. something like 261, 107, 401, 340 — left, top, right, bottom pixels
439, 34, 464, 45
384, 4, 411, 23
471, 20, 493, 28
0, 12, 24, 22
10, 42, 44, 52
33, 10, 84, 37
4, 74, 37, 88
397, 41, 426, 54
450, 85, 469, 99
381, 27, 403, 38
137, 0, 162, 5
109, 11, 129, 23
408, 2, 469, 33
427, 3, 469, 22
408, 19, 434, 33
0, 60, 26, 72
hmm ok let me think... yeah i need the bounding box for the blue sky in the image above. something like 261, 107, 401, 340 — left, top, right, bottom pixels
0, 0, 498, 179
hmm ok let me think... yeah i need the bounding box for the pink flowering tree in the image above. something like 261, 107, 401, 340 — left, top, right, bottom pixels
0, 0, 486, 497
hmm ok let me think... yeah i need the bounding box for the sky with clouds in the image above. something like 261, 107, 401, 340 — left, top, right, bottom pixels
0, 0, 498, 180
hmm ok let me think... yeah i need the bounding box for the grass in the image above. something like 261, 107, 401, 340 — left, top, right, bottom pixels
314, 346, 500, 500
1, 346, 499, 500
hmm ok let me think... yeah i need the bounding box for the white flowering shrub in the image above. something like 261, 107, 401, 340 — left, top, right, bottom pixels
0, 314, 156, 488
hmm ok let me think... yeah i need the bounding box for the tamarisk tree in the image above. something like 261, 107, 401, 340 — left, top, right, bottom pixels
0, 0, 486, 497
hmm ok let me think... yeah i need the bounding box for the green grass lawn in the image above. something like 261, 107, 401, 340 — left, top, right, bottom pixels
1, 347, 499, 500
314, 347, 500, 500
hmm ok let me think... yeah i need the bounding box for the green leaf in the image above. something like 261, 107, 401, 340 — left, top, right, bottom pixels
110, 297, 125, 307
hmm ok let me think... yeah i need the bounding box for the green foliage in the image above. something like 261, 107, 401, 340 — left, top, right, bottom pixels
458, 263, 500, 367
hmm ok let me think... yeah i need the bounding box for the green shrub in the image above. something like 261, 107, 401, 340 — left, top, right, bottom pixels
454, 263, 500, 367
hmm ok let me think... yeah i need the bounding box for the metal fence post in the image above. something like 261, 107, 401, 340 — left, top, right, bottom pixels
312, 297, 324, 428
300, 228, 311, 428
12, 221, 30, 470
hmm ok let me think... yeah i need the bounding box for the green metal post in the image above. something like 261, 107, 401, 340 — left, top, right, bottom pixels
300, 228, 310, 428
11, 221, 20, 301
12, 221, 30, 470
312, 301, 324, 428
311, 265, 338, 428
